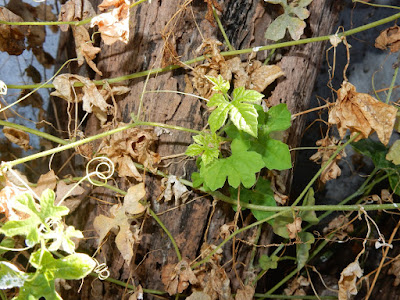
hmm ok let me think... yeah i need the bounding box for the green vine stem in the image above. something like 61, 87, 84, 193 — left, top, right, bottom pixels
386, 67, 399, 104
212, 5, 234, 51
6, 11, 400, 90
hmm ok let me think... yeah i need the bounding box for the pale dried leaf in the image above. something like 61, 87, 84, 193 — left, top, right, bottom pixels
0, 7, 27, 55
0, 181, 27, 221
323, 215, 354, 241
161, 259, 198, 295
124, 183, 146, 215
375, 25, 400, 53
328, 81, 397, 145
128, 285, 143, 300
3, 127, 31, 151
338, 260, 363, 300
33, 170, 57, 197
388, 260, 400, 286
286, 217, 302, 239
235, 285, 255, 300
386, 140, 400, 165
160, 175, 191, 205
186, 291, 212, 300
58, 0, 95, 31
284, 275, 309, 296
55, 181, 85, 212
90, 0, 130, 45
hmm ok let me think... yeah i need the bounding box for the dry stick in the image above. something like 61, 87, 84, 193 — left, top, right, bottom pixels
364, 218, 400, 300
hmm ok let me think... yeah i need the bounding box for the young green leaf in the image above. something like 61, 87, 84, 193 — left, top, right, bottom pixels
299, 188, 319, 225
14, 273, 62, 300
205, 75, 230, 94
259, 254, 279, 271
386, 140, 400, 165
272, 211, 293, 238
296, 231, 314, 271
43, 223, 83, 254
264, 103, 291, 134
200, 138, 265, 190
0, 261, 27, 289
207, 87, 261, 137
265, 0, 313, 41
185, 133, 223, 166
250, 137, 292, 170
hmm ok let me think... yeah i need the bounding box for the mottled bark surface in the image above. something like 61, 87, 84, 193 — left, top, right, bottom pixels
56, 1, 340, 299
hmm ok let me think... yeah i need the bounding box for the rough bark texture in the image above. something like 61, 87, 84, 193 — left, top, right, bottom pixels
57, 1, 340, 299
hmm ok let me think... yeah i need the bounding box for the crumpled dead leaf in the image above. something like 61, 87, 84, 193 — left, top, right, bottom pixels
286, 217, 302, 239
90, 0, 130, 45
0, 180, 27, 221
55, 180, 86, 213
186, 291, 212, 300
323, 215, 354, 241
192, 39, 284, 98
0, 7, 28, 55
161, 258, 198, 295
338, 260, 363, 300
3, 127, 32, 151
51, 74, 129, 126
375, 25, 400, 53
310, 136, 346, 183
93, 183, 146, 264
328, 81, 397, 145
235, 285, 255, 300
159, 175, 191, 205
128, 285, 143, 300
284, 275, 310, 297
388, 259, 400, 286
32, 170, 57, 197
58, 0, 95, 32
98, 124, 160, 181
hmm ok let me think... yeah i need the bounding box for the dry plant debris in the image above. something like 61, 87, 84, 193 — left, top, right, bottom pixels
283, 275, 310, 297
32, 170, 57, 197
328, 81, 397, 145
97, 124, 160, 181
192, 39, 284, 98
234, 285, 255, 300
90, 0, 130, 45
375, 25, 400, 53
159, 175, 191, 205
388, 259, 400, 286
0, 7, 28, 55
338, 259, 363, 300
286, 217, 302, 239
93, 183, 146, 264
2, 127, 31, 151
310, 136, 346, 183
161, 258, 198, 295
323, 215, 354, 241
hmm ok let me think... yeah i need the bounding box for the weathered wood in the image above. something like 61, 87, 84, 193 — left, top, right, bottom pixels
58, 1, 340, 299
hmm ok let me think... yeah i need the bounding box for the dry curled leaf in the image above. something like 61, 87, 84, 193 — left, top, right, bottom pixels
338, 260, 363, 300
0, 7, 27, 55
33, 170, 57, 197
0, 180, 27, 221
284, 275, 309, 297
159, 175, 191, 205
186, 291, 212, 300
328, 81, 397, 145
161, 258, 198, 295
235, 285, 255, 300
58, 0, 95, 31
90, 0, 130, 45
55, 181, 86, 213
388, 259, 400, 286
375, 25, 400, 53
286, 217, 302, 239
93, 183, 146, 264
98, 124, 160, 181
192, 39, 284, 98
3, 127, 31, 151
310, 136, 346, 183
323, 215, 354, 241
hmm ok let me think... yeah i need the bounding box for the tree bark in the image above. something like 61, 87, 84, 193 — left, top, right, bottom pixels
58, 1, 340, 299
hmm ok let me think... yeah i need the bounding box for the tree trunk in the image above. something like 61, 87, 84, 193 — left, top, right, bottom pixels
58, 1, 340, 299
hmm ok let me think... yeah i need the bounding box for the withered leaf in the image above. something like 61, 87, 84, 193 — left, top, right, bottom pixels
235, 285, 255, 300
58, 0, 96, 32
323, 215, 354, 241
286, 217, 302, 239
284, 276, 309, 297
375, 25, 400, 53
328, 81, 397, 145
338, 260, 363, 300
161, 259, 198, 295
90, 0, 130, 45
3, 127, 31, 151
0, 7, 27, 55
33, 170, 57, 197
159, 175, 191, 205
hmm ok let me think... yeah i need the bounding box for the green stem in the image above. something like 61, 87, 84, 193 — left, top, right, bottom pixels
353, 0, 400, 10
7, 11, 400, 90
255, 295, 336, 300
386, 67, 399, 104
291, 134, 359, 207
149, 209, 182, 261
0, 120, 67, 145
134, 121, 202, 135
213, 6, 234, 51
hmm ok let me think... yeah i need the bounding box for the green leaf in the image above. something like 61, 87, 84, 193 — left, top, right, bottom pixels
0, 217, 41, 247
386, 140, 400, 165
14, 273, 62, 300
351, 139, 391, 169
251, 138, 291, 170
200, 138, 265, 190
272, 211, 293, 238
205, 75, 230, 94
207, 87, 260, 137
30, 249, 96, 280
259, 254, 279, 271
264, 0, 312, 41
191, 172, 204, 188
185, 133, 223, 166
0, 261, 27, 289
264, 103, 291, 134
0, 237, 14, 255
43, 224, 83, 254
296, 231, 314, 271
299, 188, 319, 225
38, 189, 69, 221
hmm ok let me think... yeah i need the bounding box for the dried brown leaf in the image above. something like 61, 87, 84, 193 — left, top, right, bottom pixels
284, 275, 309, 297
328, 81, 397, 145
159, 175, 191, 205
186, 292, 212, 300
0, 7, 27, 55
58, 0, 95, 31
90, 0, 130, 45
55, 181, 86, 213
375, 25, 400, 53
203, 0, 222, 26
161, 259, 198, 295
323, 215, 354, 241
3, 127, 31, 151
338, 260, 363, 300
235, 285, 255, 300
33, 170, 57, 197
286, 217, 302, 239
128, 285, 143, 300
